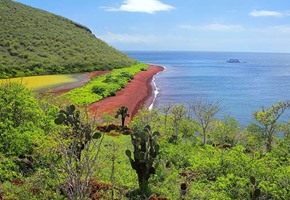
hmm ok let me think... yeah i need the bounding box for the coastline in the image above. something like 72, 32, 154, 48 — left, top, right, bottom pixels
148, 67, 165, 110
88, 64, 164, 124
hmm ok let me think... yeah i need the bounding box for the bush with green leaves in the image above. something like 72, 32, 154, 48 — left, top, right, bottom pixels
0, 82, 48, 178
91, 85, 106, 96
62, 63, 148, 105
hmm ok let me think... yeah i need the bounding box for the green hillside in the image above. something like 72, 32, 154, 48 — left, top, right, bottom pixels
0, 0, 137, 78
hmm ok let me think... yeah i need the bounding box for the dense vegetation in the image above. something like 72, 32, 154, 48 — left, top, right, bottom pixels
0, 0, 137, 78
62, 64, 148, 105
0, 82, 289, 199
3, 0, 288, 198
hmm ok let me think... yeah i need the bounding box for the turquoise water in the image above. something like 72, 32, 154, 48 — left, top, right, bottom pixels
126, 51, 290, 126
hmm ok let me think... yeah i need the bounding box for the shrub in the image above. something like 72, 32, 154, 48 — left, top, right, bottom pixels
92, 85, 106, 96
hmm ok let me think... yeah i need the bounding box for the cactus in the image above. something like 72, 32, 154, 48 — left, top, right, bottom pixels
180, 182, 188, 197
250, 176, 261, 200
125, 125, 160, 194
54, 105, 101, 160
54, 105, 102, 199
115, 106, 130, 128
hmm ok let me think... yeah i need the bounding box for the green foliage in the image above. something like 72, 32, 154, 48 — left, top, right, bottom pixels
0, 82, 64, 200
170, 104, 187, 143
91, 85, 106, 96
0, 0, 137, 78
130, 107, 161, 130
0, 86, 289, 199
93, 134, 138, 198
62, 64, 148, 105
0, 82, 43, 134
253, 100, 290, 151
190, 99, 220, 146
1, 168, 63, 200
0, 153, 20, 181
209, 116, 241, 146
0, 82, 48, 179
130, 105, 290, 199
157, 139, 290, 199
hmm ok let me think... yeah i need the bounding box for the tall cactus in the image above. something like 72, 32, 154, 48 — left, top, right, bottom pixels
125, 125, 160, 194
54, 105, 101, 161
115, 106, 130, 128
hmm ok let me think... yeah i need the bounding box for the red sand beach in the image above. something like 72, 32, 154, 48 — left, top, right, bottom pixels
88, 65, 164, 123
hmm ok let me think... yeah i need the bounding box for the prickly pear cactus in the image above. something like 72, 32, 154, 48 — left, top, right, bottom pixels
250, 176, 261, 200
125, 125, 160, 193
54, 105, 101, 160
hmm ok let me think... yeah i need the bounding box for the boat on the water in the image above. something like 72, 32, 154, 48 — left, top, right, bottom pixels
227, 59, 240, 63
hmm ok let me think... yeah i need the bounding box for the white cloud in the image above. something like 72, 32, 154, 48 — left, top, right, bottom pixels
99, 32, 158, 43
178, 25, 195, 30
203, 23, 245, 32
249, 25, 290, 34
99, 32, 183, 48
179, 23, 245, 32
104, 0, 175, 14
97, 30, 290, 52
249, 10, 282, 17
265, 25, 290, 34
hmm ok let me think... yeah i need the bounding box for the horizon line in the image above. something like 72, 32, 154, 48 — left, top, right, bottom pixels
122, 50, 290, 54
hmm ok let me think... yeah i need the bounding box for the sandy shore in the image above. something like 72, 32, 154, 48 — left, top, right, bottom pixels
88, 65, 164, 124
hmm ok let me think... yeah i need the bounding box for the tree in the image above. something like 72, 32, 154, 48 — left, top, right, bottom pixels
210, 116, 241, 146
130, 107, 160, 130
162, 103, 172, 134
190, 99, 220, 146
280, 120, 290, 140
115, 106, 130, 128
170, 104, 187, 143
253, 100, 290, 152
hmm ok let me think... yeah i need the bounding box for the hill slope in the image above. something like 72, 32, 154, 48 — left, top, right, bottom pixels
0, 0, 137, 78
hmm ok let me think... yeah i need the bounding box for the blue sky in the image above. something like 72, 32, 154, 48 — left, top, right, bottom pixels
15, 0, 290, 53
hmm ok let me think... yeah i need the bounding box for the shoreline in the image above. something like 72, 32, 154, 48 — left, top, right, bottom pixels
148, 67, 165, 110
88, 64, 164, 124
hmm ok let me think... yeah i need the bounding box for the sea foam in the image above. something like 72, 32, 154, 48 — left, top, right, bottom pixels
149, 66, 166, 110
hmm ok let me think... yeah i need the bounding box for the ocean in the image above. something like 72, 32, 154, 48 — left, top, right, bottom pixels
126, 51, 290, 126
